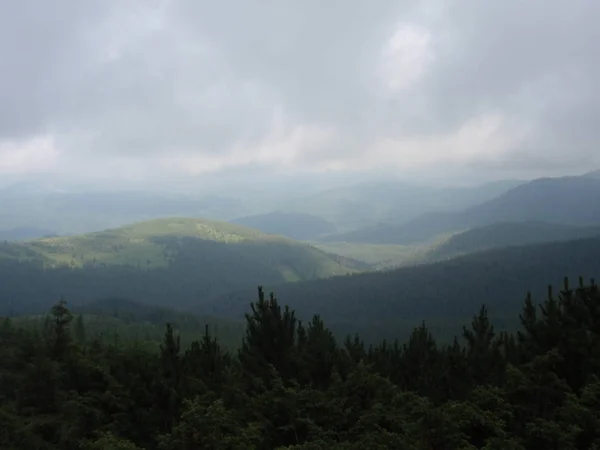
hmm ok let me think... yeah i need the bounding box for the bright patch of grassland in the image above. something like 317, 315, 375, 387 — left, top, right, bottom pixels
311, 241, 430, 269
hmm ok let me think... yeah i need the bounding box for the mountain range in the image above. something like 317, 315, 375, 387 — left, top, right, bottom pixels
2, 170, 600, 345
321, 175, 600, 245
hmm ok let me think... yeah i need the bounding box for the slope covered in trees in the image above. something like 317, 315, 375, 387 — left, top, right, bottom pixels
2, 279, 600, 449
15, 297, 244, 351
427, 221, 600, 260
211, 236, 600, 343
322, 175, 600, 245
0, 218, 365, 315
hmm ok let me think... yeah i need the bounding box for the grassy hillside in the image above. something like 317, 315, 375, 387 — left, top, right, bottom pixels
230, 211, 338, 240
0, 218, 365, 315
209, 236, 600, 344
322, 175, 600, 245
311, 240, 440, 269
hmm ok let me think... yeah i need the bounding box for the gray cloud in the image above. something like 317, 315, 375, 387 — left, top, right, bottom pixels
0, 0, 598, 181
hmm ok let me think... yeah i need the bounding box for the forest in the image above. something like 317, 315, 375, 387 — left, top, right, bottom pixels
2, 277, 600, 449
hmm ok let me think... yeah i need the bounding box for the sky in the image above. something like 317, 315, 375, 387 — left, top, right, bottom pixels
1, 0, 599, 189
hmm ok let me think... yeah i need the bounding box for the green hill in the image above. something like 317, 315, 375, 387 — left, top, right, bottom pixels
0, 218, 366, 315
209, 236, 600, 343
322, 175, 600, 245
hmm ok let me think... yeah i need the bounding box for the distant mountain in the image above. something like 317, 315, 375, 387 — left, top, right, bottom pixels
210, 236, 600, 343
0, 179, 524, 237
322, 175, 600, 244
230, 211, 338, 240
427, 221, 600, 260
0, 218, 366, 315
0, 187, 251, 235
280, 179, 524, 232
585, 169, 600, 178
0, 226, 58, 241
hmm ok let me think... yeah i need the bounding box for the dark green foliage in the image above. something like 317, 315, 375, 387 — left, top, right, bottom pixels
429, 221, 600, 260
214, 236, 600, 344
2, 276, 600, 448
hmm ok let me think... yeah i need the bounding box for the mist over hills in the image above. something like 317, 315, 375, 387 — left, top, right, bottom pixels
0, 185, 249, 237
0, 177, 524, 241
322, 175, 600, 245
585, 169, 600, 178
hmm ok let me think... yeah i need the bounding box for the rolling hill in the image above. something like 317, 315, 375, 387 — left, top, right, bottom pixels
322, 175, 600, 245
0, 218, 366, 315
209, 236, 600, 344
230, 211, 338, 240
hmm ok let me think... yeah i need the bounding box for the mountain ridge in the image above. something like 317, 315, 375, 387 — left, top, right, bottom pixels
321, 175, 600, 245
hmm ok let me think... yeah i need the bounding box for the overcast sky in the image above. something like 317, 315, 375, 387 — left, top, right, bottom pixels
1, 0, 598, 188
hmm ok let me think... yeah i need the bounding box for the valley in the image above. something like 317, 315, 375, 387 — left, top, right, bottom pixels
3, 171, 600, 449
3, 172, 600, 344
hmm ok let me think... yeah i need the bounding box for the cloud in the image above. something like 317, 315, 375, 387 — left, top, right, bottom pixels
0, 136, 59, 174
0, 0, 598, 183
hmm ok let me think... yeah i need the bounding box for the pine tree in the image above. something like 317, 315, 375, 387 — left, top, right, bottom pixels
50, 298, 73, 359
462, 305, 503, 386
159, 323, 182, 433
239, 286, 298, 381
75, 314, 86, 344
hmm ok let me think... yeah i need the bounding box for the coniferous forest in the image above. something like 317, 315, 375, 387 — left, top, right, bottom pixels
2, 278, 600, 449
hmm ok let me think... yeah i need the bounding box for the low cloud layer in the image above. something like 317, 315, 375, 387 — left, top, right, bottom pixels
1, 0, 598, 184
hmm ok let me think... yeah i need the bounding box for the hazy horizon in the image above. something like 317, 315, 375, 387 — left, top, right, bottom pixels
1, 0, 599, 194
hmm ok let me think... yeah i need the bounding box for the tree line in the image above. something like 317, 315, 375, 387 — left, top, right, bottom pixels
1, 277, 600, 448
